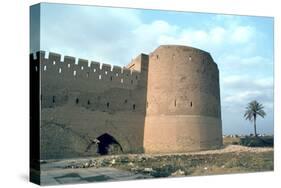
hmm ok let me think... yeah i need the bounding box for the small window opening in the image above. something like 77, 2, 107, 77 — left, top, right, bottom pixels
73, 70, 76, 76
68, 64, 70, 68
87, 100, 90, 105
75, 98, 79, 104
35, 66, 38, 72
94, 68, 96, 72
99, 75, 102, 80
190, 101, 192, 107
136, 75, 138, 79
124, 99, 127, 104
110, 76, 113, 81
116, 73, 119, 77
52, 96, 55, 103
106, 102, 110, 108
44, 65, 47, 71
174, 100, 177, 107
105, 71, 108, 75
156, 55, 159, 59
121, 78, 123, 83
189, 56, 192, 61
59, 68, 62, 73
133, 104, 136, 110
53, 61, 56, 65
81, 66, 84, 70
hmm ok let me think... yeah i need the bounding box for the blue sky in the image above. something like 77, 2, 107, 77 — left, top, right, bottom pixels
31, 3, 274, 135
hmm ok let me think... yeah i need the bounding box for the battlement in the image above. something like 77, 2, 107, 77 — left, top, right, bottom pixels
31, 51, 143, 90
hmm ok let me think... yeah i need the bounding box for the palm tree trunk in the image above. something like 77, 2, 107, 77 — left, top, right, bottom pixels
254, 116, 257, 137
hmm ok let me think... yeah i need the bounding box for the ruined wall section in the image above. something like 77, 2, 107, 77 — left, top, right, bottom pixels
31, 51, 149, 159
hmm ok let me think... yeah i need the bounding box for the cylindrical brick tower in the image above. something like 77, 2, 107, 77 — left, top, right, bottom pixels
144, 45, 222, 153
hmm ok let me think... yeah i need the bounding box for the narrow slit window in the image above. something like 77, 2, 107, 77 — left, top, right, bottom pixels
52, 96, 55, 103
133, 104, 136, 110
174, 100, 177, 107
87, 100, 90, 105
136, 75, 138, 79
121, 78, 123, 83
99, 75, 102, 80
110, 76, 113, 81
124, 99, 127, 104
105, 71, 108, 75
76, 98, 79, 104
73, 70, 76, 76
35, 66, 38, 72
68, 64, 70, 68
53, 61, 56, 65
189, 56, 192, 61
106, 102, 110, 108
190, 101, 192, 107
59, 68, 62, 73
116, 73, 119, 77
94, 68, 96, 72
44, 65, 47, 71
81, 66, 84, 70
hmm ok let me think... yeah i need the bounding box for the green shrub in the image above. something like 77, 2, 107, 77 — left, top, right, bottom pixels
239, 136, 273, 147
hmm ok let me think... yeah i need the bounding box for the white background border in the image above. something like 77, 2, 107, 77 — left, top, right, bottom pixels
0, 0, 279, 187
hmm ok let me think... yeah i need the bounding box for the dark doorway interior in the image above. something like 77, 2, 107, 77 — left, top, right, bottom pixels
96, 133, 123, 155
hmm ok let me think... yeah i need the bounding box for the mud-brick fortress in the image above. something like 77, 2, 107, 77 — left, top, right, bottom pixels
30, 45, 222, 159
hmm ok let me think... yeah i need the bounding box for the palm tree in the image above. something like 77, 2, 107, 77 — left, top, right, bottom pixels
244, 100, 266, 137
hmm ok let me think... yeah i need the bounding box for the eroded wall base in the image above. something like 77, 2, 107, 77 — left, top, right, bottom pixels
144, 115, 222, 153
40, 106, 145, 159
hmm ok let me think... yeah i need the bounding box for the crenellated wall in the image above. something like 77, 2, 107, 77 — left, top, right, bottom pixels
31, 51, 149, 159
30, 45, 222, 159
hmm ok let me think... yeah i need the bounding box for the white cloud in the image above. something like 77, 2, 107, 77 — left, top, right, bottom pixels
224, 90, 263, 103
230, 26, 254, 44
38, 4, 274, 135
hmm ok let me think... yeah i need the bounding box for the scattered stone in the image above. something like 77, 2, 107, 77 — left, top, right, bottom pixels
204, 167, 208, 170
144, 167, 153, 173
171, 169, 185, 176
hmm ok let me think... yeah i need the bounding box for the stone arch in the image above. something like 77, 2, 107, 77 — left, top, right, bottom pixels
96, 133, 123, 155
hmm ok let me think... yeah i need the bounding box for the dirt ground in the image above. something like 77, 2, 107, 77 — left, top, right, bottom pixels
56, 144, 273, 178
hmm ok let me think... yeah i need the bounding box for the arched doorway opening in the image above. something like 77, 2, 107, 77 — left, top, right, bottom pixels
96, 133, 123, 155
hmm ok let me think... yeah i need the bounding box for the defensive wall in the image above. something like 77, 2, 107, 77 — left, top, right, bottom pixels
30, 45, 222, 159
